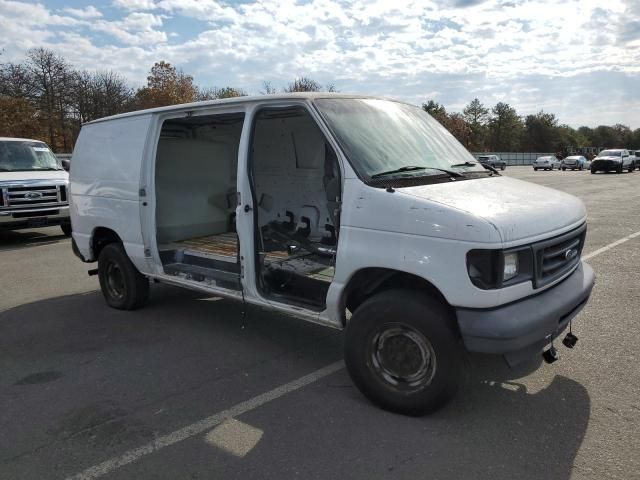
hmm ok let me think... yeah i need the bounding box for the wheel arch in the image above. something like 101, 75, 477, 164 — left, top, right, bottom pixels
91, 226, 123, 261
340, 268, 454, 326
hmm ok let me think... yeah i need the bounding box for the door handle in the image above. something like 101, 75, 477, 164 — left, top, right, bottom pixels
244, 204, 252, 213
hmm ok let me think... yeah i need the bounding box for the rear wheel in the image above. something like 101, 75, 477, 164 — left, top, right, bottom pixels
344, 289, 462, 416
98, 243, 149, 310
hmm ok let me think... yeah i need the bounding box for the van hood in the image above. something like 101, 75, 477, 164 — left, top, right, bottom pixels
0, 170, 69, 183
397, 176, 586, 243
594, 156, 622, 162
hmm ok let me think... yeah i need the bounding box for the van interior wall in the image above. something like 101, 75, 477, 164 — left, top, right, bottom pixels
155, 118, 242, 244
253, 113, 334, 240
252, 109, 339, 309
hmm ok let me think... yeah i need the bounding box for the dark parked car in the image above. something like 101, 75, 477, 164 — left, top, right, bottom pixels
477, 154, 506, 170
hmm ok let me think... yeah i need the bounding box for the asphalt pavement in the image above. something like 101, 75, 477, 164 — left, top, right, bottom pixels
1, 167, 639, 480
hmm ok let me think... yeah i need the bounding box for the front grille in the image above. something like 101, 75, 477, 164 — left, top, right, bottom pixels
13, 209, 59, 218
532, 224, 586, 288
0, 184, 67, 208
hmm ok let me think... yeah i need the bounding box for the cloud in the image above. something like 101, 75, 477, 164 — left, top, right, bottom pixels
0, 0, 639, 127
62, 6, 103, 19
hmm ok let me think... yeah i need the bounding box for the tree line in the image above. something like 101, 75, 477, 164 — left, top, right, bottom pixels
423, 99, 640, 156
1, 48, 638, 154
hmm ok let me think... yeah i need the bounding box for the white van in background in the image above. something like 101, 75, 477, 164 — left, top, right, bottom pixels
70, 94, 595, 415
0, 138, 71, 235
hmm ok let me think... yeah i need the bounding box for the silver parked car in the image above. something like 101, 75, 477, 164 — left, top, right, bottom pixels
533, 156, 561, 171
561, 156, 588, 171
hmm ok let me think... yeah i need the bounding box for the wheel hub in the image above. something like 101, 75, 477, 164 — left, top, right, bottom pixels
371, 325, 436, 389
105, 261, 125, 300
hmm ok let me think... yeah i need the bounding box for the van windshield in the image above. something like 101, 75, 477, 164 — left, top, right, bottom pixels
314, 98, 486, 178
0, 140, 63, 172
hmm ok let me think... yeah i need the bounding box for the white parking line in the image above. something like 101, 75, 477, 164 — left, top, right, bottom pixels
66, 361, 344, 480
583, 230, 640, 260
66, 230, 640, 480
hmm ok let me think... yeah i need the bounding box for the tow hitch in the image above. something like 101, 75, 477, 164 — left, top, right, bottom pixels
543, 323, 578, 364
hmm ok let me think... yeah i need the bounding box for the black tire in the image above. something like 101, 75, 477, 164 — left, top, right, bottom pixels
534, 168, 538, 171
500, 164, 506, 170
61, 223, 72, 237
98, 243, 149, 310
562, 167, 566, 171
590, 167, 596, 174
628, 165, 634, 173
617, 165, 623, 174
344, 289, 463, 416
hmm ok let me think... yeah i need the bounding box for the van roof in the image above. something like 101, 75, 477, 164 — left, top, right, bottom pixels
84, 92, 393, 125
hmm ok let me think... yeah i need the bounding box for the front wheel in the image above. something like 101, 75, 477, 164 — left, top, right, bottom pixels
60, 223, 72, 237
500, 164, 506, 170
98, 243, 150, 310
591, 167, 596, 174
344, 289, 463, 416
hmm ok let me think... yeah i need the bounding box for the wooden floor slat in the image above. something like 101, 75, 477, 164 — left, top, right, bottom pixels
173, 233, 289, 260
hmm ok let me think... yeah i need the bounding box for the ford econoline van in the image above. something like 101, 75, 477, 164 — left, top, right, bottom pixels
0, 137, 71, 235
70, 94, 595, 415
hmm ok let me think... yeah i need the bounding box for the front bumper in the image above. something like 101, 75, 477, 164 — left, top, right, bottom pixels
592, 160, 620, 171
0, 206, 70, 230
456, 261, 595, 364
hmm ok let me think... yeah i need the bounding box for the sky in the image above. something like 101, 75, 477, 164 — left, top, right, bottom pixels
1, 0, 639, 128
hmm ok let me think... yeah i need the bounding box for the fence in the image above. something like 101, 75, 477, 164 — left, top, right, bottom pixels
472, 152, 555, 166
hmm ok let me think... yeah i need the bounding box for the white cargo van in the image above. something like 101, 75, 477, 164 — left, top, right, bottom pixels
0, 137, 71, 235
70, 94, 595, 415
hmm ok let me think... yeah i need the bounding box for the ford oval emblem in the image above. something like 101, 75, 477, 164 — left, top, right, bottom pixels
565, 249, 577, 261
24, 191, 43, 199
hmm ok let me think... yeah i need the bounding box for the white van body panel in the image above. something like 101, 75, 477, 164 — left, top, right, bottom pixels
70, 114, 152, 271
397, 176, 586, 244
324, 176, 588, 320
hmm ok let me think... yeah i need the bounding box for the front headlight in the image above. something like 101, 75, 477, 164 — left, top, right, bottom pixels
503, 252, 519, 281
467, 248, 532, 289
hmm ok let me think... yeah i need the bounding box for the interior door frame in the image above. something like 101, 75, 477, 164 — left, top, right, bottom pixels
237, 100, 345, 324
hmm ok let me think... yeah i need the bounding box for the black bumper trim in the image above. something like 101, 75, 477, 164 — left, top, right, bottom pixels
456, 262, 595, 359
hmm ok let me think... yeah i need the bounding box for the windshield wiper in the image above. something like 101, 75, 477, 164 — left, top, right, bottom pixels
370, 166, 427, 178
450, 161, 478, 167
450, 160, 499, 175
371, 165, 463, 179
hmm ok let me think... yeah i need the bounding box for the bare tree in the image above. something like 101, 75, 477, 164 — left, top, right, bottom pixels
284, 76, 336, 93
25, 48, 74, 150
196, 86, 246, 101
260, 81, 277, 95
